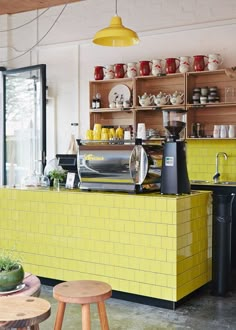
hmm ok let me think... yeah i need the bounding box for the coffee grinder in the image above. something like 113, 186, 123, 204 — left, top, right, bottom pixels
161, 109, 190, 195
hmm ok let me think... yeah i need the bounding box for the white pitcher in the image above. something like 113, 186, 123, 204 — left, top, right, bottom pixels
207, 54, 223, 71
179, 56, 191, 73
104, 64, 115, 79
127, 62, 137, 78
151, 59, 163, 75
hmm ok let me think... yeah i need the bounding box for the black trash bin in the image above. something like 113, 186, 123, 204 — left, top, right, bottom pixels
212, 193, 235, 296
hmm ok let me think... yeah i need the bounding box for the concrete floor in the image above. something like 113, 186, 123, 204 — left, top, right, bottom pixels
40, 279, 236, 330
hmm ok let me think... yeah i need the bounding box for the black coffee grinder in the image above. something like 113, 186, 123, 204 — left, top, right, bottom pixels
161, 109, 190, 195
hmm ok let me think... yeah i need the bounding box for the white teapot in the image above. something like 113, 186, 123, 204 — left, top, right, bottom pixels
170, 91, 184, 105
138, 93, 154, 107
154, 92, 170, 106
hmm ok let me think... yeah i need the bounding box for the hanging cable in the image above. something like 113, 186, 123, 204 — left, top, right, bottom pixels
0, 4, 67, 63
0, 8, 50, 32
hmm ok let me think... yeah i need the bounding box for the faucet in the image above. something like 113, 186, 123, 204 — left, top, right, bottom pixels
213, 152, 228, 183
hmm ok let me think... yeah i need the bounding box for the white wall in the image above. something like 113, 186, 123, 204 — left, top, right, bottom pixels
0, 0, 236, 155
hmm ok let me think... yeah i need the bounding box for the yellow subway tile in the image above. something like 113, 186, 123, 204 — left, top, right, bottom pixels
160, 287, 175, 301
156, 223, 168, 236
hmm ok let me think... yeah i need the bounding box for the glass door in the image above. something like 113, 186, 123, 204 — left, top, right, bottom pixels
3, 64, 46, 186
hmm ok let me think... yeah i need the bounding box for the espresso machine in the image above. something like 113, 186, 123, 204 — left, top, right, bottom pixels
77, 139, 163, 193
161, 109, 190, 195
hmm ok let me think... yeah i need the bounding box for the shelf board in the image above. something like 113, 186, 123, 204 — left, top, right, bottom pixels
186, 69, 226, 76
187, 137, 236, 140
187, 102, 236, 108
136, 105, 185, 111
135, 72, 185, 80
90, 107, 134, 113
90, 77, 134, 83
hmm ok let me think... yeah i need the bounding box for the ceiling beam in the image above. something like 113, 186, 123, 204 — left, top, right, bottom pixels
0, 0, 82, 15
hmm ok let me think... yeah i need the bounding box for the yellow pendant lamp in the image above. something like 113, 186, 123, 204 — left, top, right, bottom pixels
93, 0, 139, 47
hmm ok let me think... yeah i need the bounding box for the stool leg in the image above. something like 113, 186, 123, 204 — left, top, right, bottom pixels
97, 301, 109, 330
54, 302, 66, 330
30, 325, 40, 330
81, 304, 90, 330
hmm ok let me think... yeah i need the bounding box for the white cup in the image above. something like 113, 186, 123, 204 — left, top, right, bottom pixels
228, 125, 235, 138
137, 123, 146, 140
220, 125, 228, 138
124, 130, 131, 140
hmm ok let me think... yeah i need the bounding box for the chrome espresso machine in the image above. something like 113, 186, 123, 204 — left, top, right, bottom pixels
77, 139, 163, 193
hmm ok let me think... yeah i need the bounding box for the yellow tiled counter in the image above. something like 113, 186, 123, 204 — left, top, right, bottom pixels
0, 188, 212, 307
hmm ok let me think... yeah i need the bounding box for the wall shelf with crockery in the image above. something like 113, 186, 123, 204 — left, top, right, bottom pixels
89, 78, 134, 110
186, 69, 236, 139
89, 69, 236, 140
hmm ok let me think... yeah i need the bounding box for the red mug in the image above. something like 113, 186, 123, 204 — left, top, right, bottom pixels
114, 63, 127, 78
94, 66, 104, 80
165, 58, 180, 74
139, 61, 151, 76
193, 55, 208, 72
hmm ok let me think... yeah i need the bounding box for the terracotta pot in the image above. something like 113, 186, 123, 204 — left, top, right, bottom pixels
0, 264, 24, 292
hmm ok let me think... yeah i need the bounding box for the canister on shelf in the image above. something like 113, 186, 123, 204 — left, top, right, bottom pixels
86, 129, 93, 140
116, 126, 124, 139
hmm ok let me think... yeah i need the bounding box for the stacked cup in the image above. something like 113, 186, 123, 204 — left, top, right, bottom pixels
137, 123, 146, 140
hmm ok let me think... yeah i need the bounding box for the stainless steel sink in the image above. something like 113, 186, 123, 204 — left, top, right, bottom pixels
191, 180, 210, 184
191, 180, 236, 186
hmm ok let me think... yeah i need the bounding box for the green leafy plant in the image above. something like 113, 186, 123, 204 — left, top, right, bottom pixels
0, 249, 22, 272
48, 169, 67, 182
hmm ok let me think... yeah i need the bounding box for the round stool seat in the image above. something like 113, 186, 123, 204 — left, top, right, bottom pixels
53, 280, 112, 330
53, 280, 112, 304
0, 296, 51, 329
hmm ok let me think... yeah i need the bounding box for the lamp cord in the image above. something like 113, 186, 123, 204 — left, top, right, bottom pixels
0, 8, 50, 32
0, 4, 67, 63
115, 0, 118, 15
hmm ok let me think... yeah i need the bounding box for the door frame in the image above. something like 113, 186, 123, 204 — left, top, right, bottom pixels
2, 64, 47, 185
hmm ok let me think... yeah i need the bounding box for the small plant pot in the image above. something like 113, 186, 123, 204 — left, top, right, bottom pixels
0, 264, 24, 292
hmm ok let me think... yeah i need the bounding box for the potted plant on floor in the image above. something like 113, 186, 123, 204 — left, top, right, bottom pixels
0, 249, 24, 292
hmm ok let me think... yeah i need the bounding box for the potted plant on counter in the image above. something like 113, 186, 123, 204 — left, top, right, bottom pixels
0, 249, 24, 292
48, 169, 67, 190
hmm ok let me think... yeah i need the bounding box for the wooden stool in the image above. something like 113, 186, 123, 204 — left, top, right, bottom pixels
53, 280, 112, 330
0, 296, 51, 329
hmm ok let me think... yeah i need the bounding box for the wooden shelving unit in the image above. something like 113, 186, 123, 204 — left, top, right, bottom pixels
89, 69, 236, 139
186, 70, 236, 138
